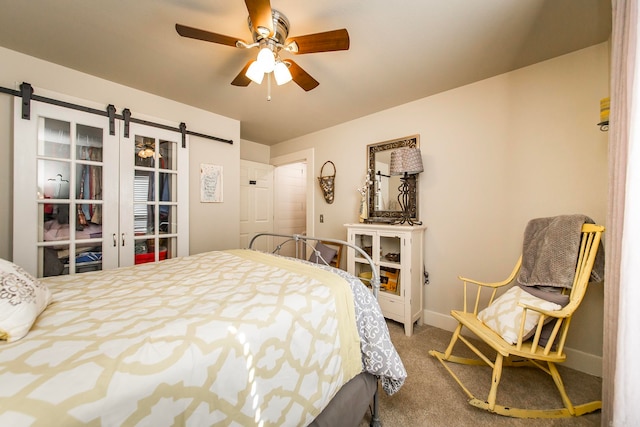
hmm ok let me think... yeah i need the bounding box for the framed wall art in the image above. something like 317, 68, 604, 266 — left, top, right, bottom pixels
200, 163, 223, 203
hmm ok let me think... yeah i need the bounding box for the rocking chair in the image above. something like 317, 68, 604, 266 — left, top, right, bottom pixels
429, 222, 604, 418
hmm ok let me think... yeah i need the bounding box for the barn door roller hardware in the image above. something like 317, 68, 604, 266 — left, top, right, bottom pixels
0, 82, 233, 146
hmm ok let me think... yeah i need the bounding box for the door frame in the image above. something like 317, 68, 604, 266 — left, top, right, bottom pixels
271, 148, 315, 238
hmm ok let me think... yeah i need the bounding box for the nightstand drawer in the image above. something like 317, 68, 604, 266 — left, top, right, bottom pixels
378, 294, 404, 318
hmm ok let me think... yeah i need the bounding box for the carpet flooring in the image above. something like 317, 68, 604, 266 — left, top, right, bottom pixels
359, 320, 602, 427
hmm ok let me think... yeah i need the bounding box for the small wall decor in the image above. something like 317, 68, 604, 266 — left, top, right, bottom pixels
200, 163, 223, 203
318, 160, 336, 204
357, 170, 371, 222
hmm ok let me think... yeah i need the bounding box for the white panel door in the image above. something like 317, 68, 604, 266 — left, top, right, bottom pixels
119, 121, 190, 267
13, 97, 190, 277
13, 98, 119, 277
273, 162, 306, 258
240, 160, 273, 250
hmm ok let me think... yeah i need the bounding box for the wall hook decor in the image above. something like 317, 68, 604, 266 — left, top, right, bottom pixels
318, 160, 336, 204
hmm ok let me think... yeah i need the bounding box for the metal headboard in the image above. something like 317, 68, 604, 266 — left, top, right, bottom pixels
248, 232, 381, 298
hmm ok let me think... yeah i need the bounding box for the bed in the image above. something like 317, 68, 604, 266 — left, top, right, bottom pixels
0, 235, 406, 426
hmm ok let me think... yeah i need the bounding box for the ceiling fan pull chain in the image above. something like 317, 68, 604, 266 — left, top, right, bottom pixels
267, 72, 272, 101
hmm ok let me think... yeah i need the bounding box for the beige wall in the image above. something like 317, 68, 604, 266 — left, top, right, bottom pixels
0, 46, 241, 259
271, 43, 610, 375
0, 42, 610, 374
240, 139, 270, 163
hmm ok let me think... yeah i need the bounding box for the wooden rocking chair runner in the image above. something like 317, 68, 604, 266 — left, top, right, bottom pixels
429, 223, 604, 418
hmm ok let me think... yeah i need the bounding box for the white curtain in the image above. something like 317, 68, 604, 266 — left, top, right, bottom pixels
604, 0, 640, 425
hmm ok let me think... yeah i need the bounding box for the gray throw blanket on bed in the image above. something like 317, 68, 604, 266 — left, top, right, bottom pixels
516, 215, 605, 289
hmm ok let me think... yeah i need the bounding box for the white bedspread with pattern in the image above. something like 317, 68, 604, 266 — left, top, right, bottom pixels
0, 249, 405, 426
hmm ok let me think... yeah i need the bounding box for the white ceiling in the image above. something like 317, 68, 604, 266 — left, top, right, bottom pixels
0, 0, 611, 145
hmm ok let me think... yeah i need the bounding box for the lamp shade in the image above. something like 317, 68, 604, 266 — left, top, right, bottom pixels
389, 147, 424, 175
245, 61, 264, 84
257, 47, 275, 73
274, 61, 292, 85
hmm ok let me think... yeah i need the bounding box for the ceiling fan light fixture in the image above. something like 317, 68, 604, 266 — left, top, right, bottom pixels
177, 5, 350, 94
257, 47, 275, 73
274, 61, 292, 85
246, 61, 265, 84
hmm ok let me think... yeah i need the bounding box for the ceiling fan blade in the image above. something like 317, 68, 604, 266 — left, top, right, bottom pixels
286, 60, 319, 91
231, 61, 254, 87
245, 0, 273, 38
286, 29, 350, 54
175, 23, 239, 48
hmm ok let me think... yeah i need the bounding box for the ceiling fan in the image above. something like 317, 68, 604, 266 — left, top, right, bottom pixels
175, 0, 350, 92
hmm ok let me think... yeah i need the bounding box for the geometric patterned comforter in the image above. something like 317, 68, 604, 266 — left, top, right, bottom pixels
0, 249, 405, 426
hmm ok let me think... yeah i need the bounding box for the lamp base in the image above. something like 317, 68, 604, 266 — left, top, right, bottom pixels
394, 173, 422, 226
393, 215, 422, 226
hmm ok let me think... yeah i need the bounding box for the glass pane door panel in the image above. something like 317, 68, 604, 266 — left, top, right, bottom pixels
39, 202, 70, 243
135, 136, 156, 167
354, 262, 373, 289
353, 233, 374, 259
134, 237, 150, 261
76, 124, 103, 161
134, 203, 153, 235
159, 172, 175, 202
133, 236, 176, 264
159, 204, 176, 234
76, 164, 103, 201
134, 171, 153, 201
380, 266, 401, 295
39, 118, 71, 159
75, 203, 103, 239
38, 159, 70, 199
380, 235, 401, 265
162, 236, 177, 261
159, 139, 176, 171
77, 145, 103, 161
50, 245, 73, 275
38, 245, 69, 278
74, 243, 103, 274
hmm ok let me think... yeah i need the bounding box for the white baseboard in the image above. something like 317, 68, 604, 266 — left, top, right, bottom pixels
423, 309, 459, 331
563, 347, 602, 377
422, 309, 602, 377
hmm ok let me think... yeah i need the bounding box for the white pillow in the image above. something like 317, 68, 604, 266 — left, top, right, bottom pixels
477, 286, 561, 345
0, 258, 52, 342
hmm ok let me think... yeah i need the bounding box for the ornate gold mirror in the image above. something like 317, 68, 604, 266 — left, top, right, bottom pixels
366, 135, 419, 222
